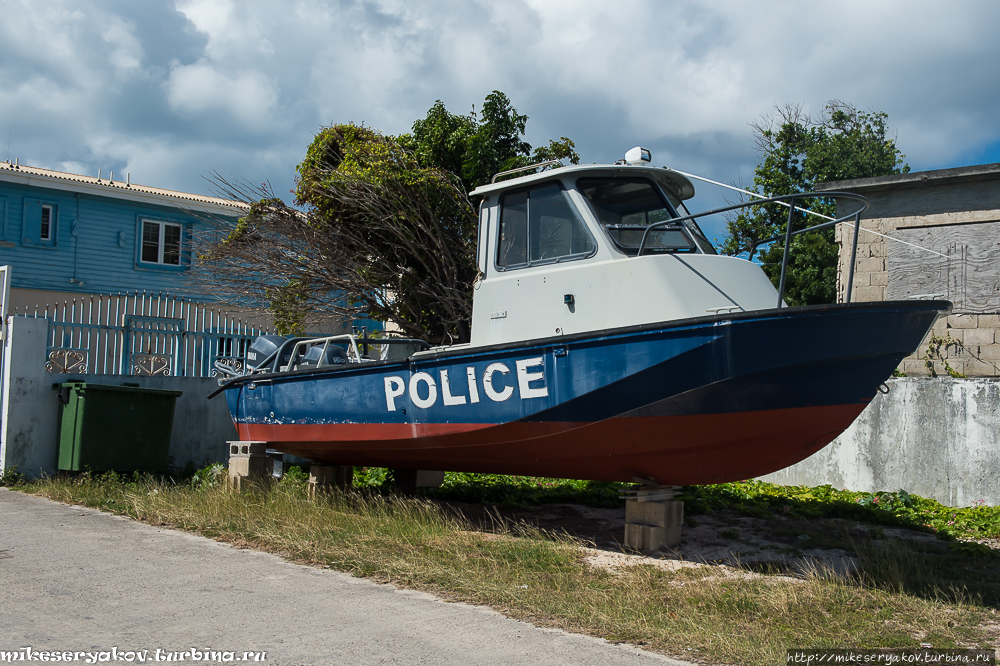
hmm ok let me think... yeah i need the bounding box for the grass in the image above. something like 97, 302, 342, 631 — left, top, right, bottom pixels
7, 470, 1000, 665
357, 468, 627, 507
355, 469, 1000, 542
675, 480, 1000, 541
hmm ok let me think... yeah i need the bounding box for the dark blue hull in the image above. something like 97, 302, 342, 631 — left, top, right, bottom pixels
221, 301, 948, 484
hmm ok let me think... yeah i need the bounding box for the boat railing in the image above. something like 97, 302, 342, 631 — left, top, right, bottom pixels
213, 333, 431, 380
636, 191, 870, 307
279, 334, 432, 372
490, 160, 561, 183
283, 334, 367, 371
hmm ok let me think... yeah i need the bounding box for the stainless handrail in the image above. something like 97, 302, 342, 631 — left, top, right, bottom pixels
286, 334, 365, 369
490, 160, 561, 183
636, 191, 870, 306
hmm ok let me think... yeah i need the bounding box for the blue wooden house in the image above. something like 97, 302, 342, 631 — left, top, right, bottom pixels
0, 160, 380, 382
0, 160, 248, 310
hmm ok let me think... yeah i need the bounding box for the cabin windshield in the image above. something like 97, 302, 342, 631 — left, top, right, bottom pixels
577, 178, 716, 255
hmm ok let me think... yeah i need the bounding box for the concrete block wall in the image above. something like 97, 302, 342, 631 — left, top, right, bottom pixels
1, 316, 238, 479
896, 314, 1000, 378
760, 377, 1000, 507
836, 212, 1000, 377
836, 218, 890, 304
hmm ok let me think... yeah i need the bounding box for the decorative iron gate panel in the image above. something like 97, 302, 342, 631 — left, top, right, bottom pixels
124, 315, 183, 376
7, 291, 275, 378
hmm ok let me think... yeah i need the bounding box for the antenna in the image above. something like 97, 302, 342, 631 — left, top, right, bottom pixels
5, 131, 9, 163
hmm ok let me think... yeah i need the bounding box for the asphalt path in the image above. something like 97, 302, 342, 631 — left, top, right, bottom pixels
0, 489, 693, 665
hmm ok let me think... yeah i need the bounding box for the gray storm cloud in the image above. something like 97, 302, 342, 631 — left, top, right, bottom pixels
1, 0, 998, 243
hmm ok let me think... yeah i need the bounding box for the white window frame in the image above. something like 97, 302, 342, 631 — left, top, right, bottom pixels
139, 219, 184, 266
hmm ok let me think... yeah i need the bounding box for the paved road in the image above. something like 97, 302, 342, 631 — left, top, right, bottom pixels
0, 489, 691, 665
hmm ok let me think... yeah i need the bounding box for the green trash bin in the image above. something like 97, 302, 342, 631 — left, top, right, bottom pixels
54, 382, 183, 473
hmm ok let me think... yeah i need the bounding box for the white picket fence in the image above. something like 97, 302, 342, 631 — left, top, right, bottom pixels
9, 289, 274, 378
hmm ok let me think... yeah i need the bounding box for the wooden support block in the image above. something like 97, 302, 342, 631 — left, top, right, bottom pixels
391, 469, 445, 493
415, 470, 445, 488
308, 464, 352, 487
624, 500, 684, 552
624, 523, 681, 553
309, 465, 337, 486
335, 465, 354, 488
308, 464, 353, 498
625, 500, 684, 528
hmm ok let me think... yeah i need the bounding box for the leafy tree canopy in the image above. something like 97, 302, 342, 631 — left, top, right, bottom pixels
721, 101, 908, 305
201, 92, 580, 343
399, 90, 579, 192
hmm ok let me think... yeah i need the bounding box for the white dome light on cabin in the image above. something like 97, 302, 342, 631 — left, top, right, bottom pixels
624, 146, 652, 165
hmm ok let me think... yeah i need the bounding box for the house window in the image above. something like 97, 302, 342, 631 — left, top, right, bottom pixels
40, 205, 53, 241
140, 220, 183, 266
22, 199, 57, 247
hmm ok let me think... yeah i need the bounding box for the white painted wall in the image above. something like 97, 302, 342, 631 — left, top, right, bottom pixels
761, 378, 1000, 507
0, 316, 238, 479
470, 253, 778, 347
1, 316, 58, 478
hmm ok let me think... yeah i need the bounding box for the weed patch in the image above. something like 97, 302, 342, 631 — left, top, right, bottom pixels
676, 480, 1000, 541
0, 465, 25, 487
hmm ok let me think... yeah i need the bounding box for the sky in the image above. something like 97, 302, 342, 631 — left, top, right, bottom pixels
2, 0, 1000, 244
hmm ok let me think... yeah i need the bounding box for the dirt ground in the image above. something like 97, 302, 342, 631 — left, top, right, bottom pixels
442, 500, 971, 577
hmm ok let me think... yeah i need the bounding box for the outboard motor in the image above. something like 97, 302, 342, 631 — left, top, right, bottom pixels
216, 334, 289, 380
246, 335, 288, 370
301, 344, 349, 368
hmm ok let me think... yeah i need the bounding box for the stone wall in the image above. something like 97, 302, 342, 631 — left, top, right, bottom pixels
760, 377, 1000, 507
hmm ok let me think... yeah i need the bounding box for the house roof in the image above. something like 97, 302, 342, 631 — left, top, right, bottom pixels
0, 160, 250, 214
816, 162, 1000, 192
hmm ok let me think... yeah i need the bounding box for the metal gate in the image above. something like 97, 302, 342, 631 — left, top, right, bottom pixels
124, 315, 184, 376
10, 291, 273, 378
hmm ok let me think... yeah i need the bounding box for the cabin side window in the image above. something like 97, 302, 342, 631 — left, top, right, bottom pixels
577, 178, 716, 255
496, 183, 595, 269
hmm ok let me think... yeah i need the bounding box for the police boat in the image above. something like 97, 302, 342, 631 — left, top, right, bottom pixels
211, 148, 948, 485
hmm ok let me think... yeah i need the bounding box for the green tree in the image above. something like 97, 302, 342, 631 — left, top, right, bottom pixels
200, 93, 579, 343
399, 90, 579, 192
722, 101, 908, 305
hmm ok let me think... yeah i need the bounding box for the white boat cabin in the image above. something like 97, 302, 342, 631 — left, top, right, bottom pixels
467, 150, 780, 348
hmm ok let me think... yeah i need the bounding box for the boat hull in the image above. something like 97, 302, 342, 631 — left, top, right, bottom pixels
222, 301, 948, 484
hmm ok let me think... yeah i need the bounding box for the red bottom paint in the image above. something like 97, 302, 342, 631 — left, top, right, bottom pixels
237, 402, 864, 485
